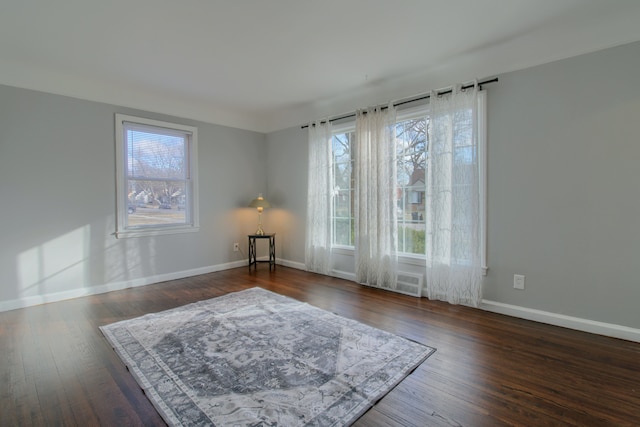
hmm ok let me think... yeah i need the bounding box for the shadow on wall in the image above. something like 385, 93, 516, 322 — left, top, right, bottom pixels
7, 216, 159, 310
16, 224, 92, 301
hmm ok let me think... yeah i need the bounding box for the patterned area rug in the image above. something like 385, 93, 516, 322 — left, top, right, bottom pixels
100, 287, 435, 426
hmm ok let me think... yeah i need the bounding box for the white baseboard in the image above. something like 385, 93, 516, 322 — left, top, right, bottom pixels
0, 260, 247, 313
481, 300, 640, 343
277, 259, 306, 270
279, 261, 640, 343
277, 260, 356, 282
5, 259, 638, 344
331, 269, 356, 282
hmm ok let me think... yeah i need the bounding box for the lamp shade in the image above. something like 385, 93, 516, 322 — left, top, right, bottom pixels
248, 194, 271, 210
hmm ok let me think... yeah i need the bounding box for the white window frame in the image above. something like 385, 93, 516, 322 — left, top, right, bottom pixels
114, 114, 199, 238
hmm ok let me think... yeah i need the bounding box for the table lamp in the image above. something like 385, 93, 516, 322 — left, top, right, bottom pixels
249, 193, 271, 235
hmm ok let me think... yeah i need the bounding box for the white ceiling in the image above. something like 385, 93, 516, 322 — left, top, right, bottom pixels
2, 0, 640, 133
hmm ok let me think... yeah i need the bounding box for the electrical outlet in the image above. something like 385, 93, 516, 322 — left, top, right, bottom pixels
233, 242, 239, 252
513, 274, 525, 290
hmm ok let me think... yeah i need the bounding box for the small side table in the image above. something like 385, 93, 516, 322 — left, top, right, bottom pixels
248, 233, 276, 271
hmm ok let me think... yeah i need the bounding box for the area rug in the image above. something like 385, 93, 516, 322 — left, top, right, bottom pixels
100, 287, 435, 426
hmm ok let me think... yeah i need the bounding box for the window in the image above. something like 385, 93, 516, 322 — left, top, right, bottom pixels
395, 113, 428, 255
115, 114, 199, 238
329, 110, 429, 256
331, 129, 355, 246
328, 98, 486, 262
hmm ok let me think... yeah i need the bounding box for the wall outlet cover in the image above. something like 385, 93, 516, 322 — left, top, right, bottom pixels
514, 274, 525, 290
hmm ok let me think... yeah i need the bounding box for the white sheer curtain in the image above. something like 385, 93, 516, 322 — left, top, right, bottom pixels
355, 105, 398, 289
426, 85, 483, 306
305, 121, 333, 275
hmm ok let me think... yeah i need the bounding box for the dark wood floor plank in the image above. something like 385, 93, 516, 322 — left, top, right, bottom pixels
1, 266, 639, 426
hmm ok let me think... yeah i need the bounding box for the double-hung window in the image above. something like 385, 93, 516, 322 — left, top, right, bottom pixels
115, 114, 199, 238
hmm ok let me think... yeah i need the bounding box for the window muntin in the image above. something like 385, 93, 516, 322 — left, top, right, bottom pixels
115, 114, 199, 237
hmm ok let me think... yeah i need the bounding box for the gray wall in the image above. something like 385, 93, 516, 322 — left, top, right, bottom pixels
485, 41, 640, 329
264, 126, 308, 264
265, 41, 640, 330
0, 85, 265, 309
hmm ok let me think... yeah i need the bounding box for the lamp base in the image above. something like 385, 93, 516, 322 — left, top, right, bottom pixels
255, 211, 265, 235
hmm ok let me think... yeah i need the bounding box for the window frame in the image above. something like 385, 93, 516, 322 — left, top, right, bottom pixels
114, 114, 199, 238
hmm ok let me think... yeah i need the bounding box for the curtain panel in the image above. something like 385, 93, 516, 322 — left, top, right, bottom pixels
354, 105, 399, 290
425, 86, 483, 306
305, 121, 333, 275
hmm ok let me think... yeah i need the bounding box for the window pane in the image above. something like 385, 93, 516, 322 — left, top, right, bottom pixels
395, 116, 427, 254
334, 218, 353, 246
398, 224, 426, 255
334, 189, 351, 217
126, 180, 186, 227
334, 163, 351, 189
332, 133, 351, 163
127, 130, 186, 180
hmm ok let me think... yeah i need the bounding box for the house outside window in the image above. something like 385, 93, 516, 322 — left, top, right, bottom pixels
115, 114, 199, 238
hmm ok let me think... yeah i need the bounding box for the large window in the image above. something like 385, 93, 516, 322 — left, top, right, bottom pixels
332, 129, 355, 247
395, 113, 428, 255
330, 110, 428, 255
115, 114, 199, 238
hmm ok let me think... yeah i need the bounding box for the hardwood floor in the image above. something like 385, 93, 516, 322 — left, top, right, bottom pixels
1, 266, 639, 426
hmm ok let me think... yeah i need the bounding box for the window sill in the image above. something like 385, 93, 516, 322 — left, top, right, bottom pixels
331, 246, 427, 265
331, 245, 354, 255
115, 225, 199, 239
330, 246, 488, 275
398, 253, 427, 266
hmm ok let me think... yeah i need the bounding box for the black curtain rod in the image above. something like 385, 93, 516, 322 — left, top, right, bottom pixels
301, 77, 498, 129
